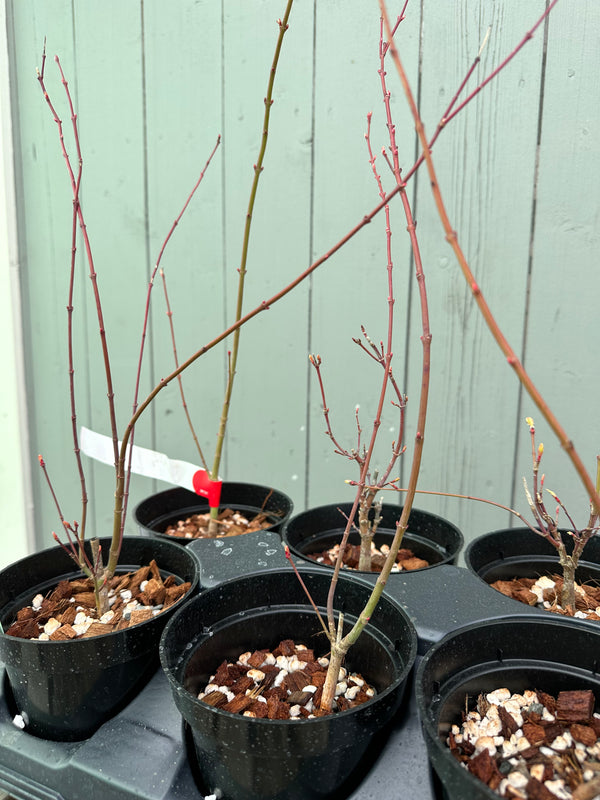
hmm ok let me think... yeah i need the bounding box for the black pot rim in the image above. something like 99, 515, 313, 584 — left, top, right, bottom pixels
283, 501, 463, 573
0, 535, 200, 648
464, 527, 600, 595
160, 567, 418, 725
415, 614, 600, 800
133, 482, 294, 543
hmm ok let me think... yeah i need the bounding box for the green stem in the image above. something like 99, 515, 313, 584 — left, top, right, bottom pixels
209, 2, 294, 516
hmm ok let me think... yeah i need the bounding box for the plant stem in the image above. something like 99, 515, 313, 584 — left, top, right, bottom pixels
160, 268, 208, 470
208, 2, 294, 533
319, 14, 433, 709
132, 137, 222, 477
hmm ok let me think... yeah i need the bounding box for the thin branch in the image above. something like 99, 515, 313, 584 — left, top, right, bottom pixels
39, 55, 120, 467
123, 135, 222, 529
160, 268, 208, 469
209, 4, 294, 497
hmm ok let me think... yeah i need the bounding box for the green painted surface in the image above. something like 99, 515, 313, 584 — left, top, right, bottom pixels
5, 0, 600, 556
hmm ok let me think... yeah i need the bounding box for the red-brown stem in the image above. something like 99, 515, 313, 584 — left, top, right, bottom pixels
42, 56, 120, 467
442, 1, 559, 129
39, 456, 95, 577
124, 136, 222, 533
160, 268, 208, 470
66, 105, 87, 550
380, 1, 600, 520
283, 545, 329, 638
38, 48, 89, 548
319, 18, 434, 709
379, 480, 599, 556
309, 355, 358, 459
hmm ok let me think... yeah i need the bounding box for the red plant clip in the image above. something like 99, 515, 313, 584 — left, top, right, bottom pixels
192, 469, 223, 509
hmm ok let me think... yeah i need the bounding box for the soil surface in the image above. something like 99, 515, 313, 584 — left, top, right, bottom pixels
164, 508, 273, 539
449, 687, 600, 799
490, 575, 600, 622
198, 639, 376, 718
306, 542, 429, 572
4, 560, 192, 641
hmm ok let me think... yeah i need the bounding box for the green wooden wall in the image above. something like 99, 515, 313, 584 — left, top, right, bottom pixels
5, 0, 600, 555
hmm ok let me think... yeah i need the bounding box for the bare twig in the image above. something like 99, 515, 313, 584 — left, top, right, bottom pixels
160, 268, 208, 470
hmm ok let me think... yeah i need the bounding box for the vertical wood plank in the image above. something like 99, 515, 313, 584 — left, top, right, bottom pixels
141, 0, 225, 485
517, 0, 600, 524
219, 0, 314, 505
307, 0, 419, 510
405, 0, 547, 542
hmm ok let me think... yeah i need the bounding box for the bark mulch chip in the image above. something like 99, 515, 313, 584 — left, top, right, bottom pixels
306, 542, 429, 573
198, 639, 376, 719
449, 688, 600, 799
164, 507, 273, 539
4, 559, 191, 641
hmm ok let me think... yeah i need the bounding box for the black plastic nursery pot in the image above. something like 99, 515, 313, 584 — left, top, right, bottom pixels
465, 527, 600, 605
283, 502, 463, 573
0, 535, 199, 741
416, 615, 600, 800
159, 567, 418, 800
134, 481, 294, 543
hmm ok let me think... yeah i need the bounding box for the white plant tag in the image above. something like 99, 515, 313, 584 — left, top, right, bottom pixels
79, 426, 198, 491
79, 427, 224, 508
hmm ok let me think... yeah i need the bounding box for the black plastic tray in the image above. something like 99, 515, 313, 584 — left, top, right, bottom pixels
0, 531, 539, 800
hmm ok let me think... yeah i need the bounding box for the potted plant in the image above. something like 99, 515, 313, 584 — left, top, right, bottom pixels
384, 417, 600, 621
0, 5, 299, 740
134, 481, 294, 543
464, 419, 600, 620
416, 615, 600, 800
284, 500, 463, 574
0, 47, 211, 740
131, 6, 299, 545
282, 10, 463, 578
160, 567, 418, 800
